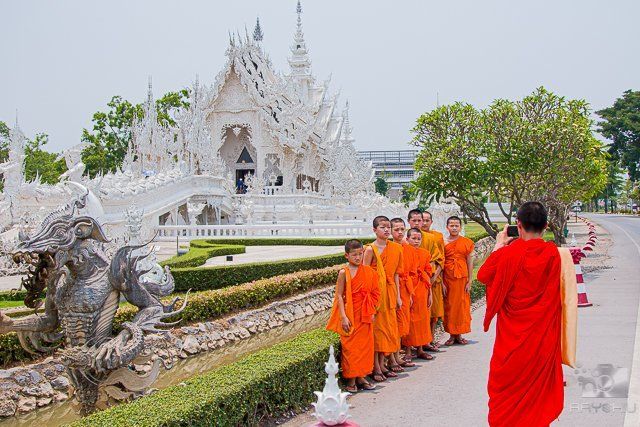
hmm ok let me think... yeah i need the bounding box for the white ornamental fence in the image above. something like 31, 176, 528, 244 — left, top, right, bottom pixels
155, 223, 373, 241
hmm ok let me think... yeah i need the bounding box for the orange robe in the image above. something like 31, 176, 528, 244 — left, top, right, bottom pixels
397, 243, 416, 338
443, 236, 474, 335
369, 241, 403, 353
478, 239, 567, 426
402, 247, 433, 347
326, 265, 380, 378
421, 230, 445, 319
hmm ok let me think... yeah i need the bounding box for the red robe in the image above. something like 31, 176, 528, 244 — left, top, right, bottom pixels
477, 239, 563, 427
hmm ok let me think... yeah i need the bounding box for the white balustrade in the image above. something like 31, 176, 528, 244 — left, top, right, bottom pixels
155, 222, 372, 241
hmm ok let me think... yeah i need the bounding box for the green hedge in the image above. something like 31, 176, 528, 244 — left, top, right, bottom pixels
170, 253, 345, 292
160, 241, 246, 269
71, 328, 340, 427
113, 266, 340, 328
0, 290, 27, 302
0, 266, 340, 368
196, 237, 374, 246
468, 231, 489, 242
72, 278, 488, 426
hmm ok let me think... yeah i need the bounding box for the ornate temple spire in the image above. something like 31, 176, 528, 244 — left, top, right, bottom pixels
146, 76, 154, 108
341, 101, 354, 144
288, 1, 313, 100
253, 17, 264, 42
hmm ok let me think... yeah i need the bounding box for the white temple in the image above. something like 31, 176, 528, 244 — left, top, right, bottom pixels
0, 2, 403, 241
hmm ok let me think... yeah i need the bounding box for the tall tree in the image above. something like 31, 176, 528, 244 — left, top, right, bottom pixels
23, 133, 67, 184
597, 90, 640, 181
81, 90, 189, 177
374, 173, 390, 196
412, 87, 608, 243
0, 121, 9, 192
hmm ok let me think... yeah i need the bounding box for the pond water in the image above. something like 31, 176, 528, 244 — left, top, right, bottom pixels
1, 310, 330, 427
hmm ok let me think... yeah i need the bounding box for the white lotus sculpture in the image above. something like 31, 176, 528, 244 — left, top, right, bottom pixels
312, 345, 351, 426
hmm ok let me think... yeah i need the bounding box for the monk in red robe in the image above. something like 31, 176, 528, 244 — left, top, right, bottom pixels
402, 228, 435, 360
478, 202, 577, 427
327, 239, 380, 393
364, 216, 403, 382
442, 216, 474, 346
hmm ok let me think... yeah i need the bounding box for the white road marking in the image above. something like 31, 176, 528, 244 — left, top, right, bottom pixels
597, 217, 640, 427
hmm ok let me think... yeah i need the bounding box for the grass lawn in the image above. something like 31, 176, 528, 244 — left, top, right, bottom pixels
0, 300, 28, 309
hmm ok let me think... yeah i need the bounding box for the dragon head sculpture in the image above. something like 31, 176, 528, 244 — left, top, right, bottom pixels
12, 191, 108, 309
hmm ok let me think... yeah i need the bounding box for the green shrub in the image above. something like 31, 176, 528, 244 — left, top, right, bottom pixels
72, 277, 487, 426
469, 278, 486, 302
170, 253, 345, 292
0, 290, 27, 302
0, 266, 341, 367
0, 333, 32, 367
196, 237, 374, 246
113, 266, 340, 327
71, 328, 340, 427
160, 241, 246, 268
467, 231, 489, 242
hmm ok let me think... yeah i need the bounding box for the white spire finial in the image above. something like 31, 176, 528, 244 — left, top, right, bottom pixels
147, 76, 153, 106
289, 0, 311, 78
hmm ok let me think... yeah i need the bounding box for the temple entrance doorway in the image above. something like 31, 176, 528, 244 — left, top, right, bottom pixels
236, 169, 255, 194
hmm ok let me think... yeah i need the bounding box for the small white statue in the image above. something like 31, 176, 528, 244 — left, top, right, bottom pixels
312, 345, 351, 426
570, 233, 578, 247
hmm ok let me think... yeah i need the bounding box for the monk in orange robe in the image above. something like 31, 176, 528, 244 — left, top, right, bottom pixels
478, 202, 577, 427
327, 239, 380, 393
422, 211, 446, 351
442, 215, 474, 346
390, 218, 415, 367
364, 216, 403, 382
402, 228, 435, 360
408, 209, 444, 351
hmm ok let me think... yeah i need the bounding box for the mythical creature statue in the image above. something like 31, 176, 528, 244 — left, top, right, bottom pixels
0, 189, 186, 415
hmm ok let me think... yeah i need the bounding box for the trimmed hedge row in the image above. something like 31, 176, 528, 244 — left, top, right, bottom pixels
0, 290, 27, 302
196, 237, 374, 246
170, 253, 345, 292
112, 266, 340, 328
468, 231, 489, 242
71, 328, 340, 427
0, 266, 341, 368
72, 278, 489, 426
160, 241, 246, 269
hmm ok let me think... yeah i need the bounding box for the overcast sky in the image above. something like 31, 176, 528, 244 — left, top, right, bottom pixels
2, 0, 639, 153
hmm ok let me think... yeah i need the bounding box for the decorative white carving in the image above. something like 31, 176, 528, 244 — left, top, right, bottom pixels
0, 5, 404, 240
312, 345, 351, 426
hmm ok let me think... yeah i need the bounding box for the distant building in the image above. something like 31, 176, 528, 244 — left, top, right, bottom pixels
357, 150, 418, 199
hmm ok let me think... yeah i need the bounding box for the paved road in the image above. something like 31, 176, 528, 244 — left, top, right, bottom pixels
296, 214, 640, 427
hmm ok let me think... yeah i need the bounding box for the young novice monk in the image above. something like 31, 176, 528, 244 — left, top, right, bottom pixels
390, 218, 415, 367
364, 216, 403, 382
442, 216, 475, 346
402, 228, 435, 360
422, 211, 446, 352
408, 209, 444, 351
326, 239, 380, 392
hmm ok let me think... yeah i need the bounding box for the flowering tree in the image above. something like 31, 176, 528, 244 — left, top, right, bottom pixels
411, 87, 608, 243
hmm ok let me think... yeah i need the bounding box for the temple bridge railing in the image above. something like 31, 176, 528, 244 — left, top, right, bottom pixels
155, 223, 372, 241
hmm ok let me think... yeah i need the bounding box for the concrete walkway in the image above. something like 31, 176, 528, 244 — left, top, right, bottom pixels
200, 245, 342, 267
285, 215, 640, 426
